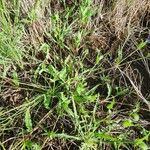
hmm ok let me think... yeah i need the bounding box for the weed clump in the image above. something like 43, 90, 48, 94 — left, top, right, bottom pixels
0, 0, 150, 149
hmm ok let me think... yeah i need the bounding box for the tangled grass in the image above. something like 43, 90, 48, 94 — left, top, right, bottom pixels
0, 0, 150, 149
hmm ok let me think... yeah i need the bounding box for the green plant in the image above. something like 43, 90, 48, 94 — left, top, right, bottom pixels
0, 0, 24, 67
0, 0, 150, 149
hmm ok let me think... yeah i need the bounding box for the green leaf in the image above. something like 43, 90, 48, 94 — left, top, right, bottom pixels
12, 71, 19, 86
39, 43, 49, 53
76, 82, 86, 95
33, 143, 42, 150
137, 40, 147, 49
135, 139, 149, 150
25, 107, 32, 132
23, 140, 33, 149
96, 54, 103, 64
106, 83, 112, 97
23, 141, 42, 150
45, 131, 56, 138
39, 63, 50, 75
131, 113, 140, 122
73, 95, 85, 103
84, 95, 97, 102
95, 132, 119, 142
62, 99, 70, 110
59, 93, 73, 116
123, 119, 133, 128
138, 142, 148, 150
59, 67, 67, 81
48, 65, 58, 78
43, 94, 51, 109
107, 99, 115, 110
134, 133, 150, 149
